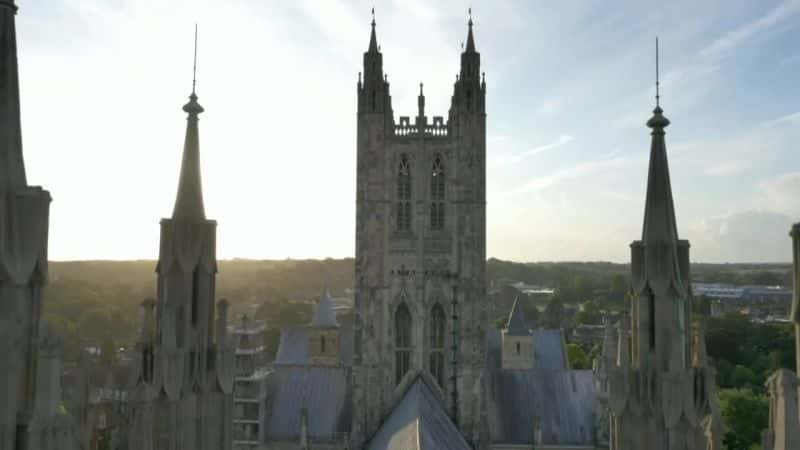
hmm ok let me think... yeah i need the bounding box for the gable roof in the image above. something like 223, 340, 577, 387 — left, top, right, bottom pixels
367, 377, 471, 450
263, 366, 351, 441
486, 368, 596, 445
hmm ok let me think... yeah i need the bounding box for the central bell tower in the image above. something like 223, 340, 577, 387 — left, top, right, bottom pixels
351, 10, 489, 449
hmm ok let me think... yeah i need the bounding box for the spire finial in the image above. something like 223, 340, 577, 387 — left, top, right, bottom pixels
655, 37, 660, 107
367, 8, 379, 53
468, 7, 473, 27
192, 23, 198, 96
419, 82, 423, 96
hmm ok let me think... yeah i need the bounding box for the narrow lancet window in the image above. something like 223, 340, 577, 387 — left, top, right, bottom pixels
191, 269, 200, 327
429, 304, 446, 387
430, 156, 445, 230
395, 303, 412, 384
397, 156, 412, 231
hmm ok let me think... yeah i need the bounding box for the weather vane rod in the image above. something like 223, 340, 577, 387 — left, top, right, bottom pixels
655, 37, 660, 107
192, 23, 198, 95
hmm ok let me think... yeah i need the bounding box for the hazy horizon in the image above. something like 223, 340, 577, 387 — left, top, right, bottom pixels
16, 0, 800, 263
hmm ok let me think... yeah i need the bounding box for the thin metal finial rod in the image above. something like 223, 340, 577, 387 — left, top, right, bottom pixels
371, 6, 375, 26
192, 23, 198, 95
468, 7, 473, 26
655, 37, 660, 107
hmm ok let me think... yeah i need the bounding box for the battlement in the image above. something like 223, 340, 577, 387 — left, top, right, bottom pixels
394, 116, 448, 137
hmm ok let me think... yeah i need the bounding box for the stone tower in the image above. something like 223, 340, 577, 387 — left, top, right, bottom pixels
309, 291, 341, 366
761, 224, 800, 450
352, 11, 488, 448
501, 297, 534, 370
127, 48, 234, 450
0, 1, 54, 449
608, 53, 722, 449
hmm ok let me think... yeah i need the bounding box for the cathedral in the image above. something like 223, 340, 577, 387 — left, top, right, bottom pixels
2, 1, 766, 449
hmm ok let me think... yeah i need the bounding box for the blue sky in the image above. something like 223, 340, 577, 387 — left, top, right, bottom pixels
15, 0, 800, 262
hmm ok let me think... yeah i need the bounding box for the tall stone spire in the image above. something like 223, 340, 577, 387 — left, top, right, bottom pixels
172, 26, 206, 221
358, 8, 390, 115
465, 8, 476, 54
367, 8, 378, 53
609, 40, 721, 450
0, 0, 27, 187
459, 9, 480, 82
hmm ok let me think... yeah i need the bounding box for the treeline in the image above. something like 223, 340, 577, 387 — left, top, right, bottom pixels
43, 258, 791, 363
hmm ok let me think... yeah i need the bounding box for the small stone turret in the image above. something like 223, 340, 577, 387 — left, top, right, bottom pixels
501, 297, 533, 370
309, 291, 340, 366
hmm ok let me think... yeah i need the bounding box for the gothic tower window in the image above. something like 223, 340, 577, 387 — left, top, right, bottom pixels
191, 269, 200, 327
430, 156, 445, 230
321, 335, 326, 354
429, 304, 446, 387
397, 156, 412, 231
177, 305, 185, 348
395, 303, 412, 385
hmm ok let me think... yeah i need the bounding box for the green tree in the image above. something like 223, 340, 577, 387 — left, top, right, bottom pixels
567, 343, 591, 369
544, 296, 566, 328
718, 388, 768, 450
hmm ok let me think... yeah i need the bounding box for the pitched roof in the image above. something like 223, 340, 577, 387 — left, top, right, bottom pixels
486, 369, 596, 445
311, 291, 339, 328
366, 377, 471, 450
263, 366, 351, 441
505, 297, 531, 336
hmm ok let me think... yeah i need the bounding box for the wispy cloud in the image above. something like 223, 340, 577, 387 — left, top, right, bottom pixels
490, 135, 574, 168
698, 0, 800, 60
706, 160, 747, 176
506, 150, 633, 196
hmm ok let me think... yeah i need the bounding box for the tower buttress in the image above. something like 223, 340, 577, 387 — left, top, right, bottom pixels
0, 3, 54, 450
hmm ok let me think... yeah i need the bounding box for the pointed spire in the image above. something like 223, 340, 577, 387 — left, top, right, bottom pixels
368, 7, 378, 53
312, 290, 339, 328
0, 0, 28, 187
505, 297, 531, 336
172, 26, 207, 221
417, 82, 425, 118
465, 8, 476, 53
641, 38, 677, 245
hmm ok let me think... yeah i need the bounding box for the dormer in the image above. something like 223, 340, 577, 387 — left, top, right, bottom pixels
309, 291, 340, 366
502, 297, 534, 369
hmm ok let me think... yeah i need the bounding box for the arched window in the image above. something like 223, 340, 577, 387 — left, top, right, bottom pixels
516, 341, 521, 355
429, 304, 446, 387
397, 156, 412, 231
430, 156, 445, 230
321, 335, 326, 354
395, 303, 412, 384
